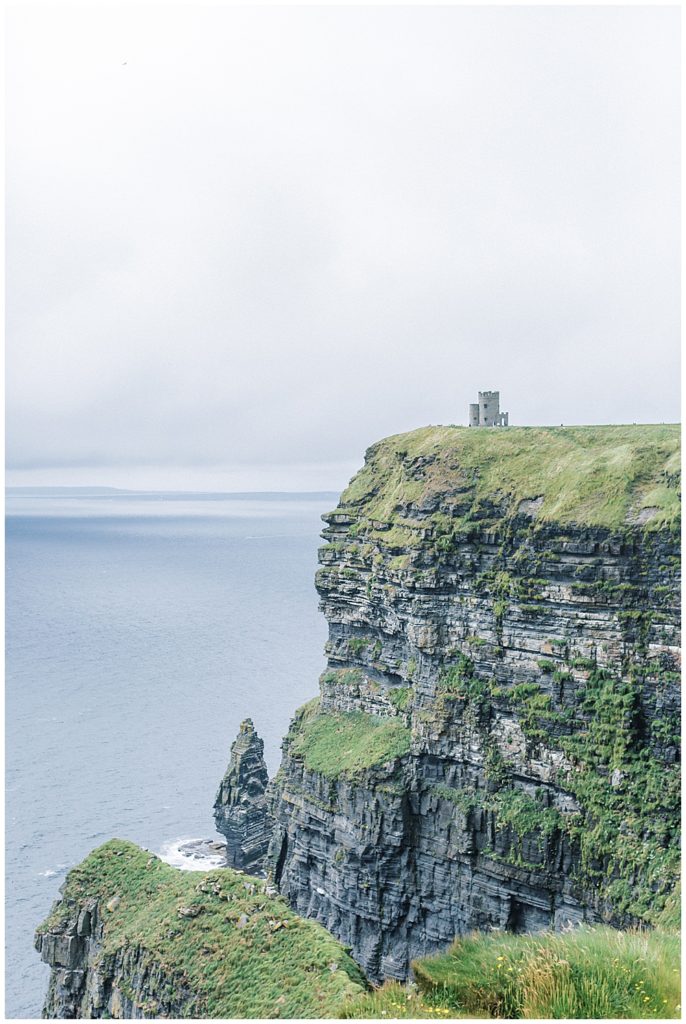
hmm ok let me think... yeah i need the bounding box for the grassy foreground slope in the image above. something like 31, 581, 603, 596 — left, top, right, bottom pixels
39, 843, 680, 1019
340, 423, 680, 532
37, 839, 367, 1017
343, 927, 681, 1020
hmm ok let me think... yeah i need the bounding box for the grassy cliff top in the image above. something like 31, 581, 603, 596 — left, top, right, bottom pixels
38, 839, 367, 1018
339, 424, 680, 531
410, 926, 681, 1020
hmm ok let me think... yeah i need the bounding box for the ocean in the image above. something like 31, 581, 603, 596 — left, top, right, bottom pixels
5, 491, 337, 1018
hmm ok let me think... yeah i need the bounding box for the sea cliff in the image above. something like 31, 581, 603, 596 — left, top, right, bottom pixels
265, 425, 680, 979
37, 424, 681, 1016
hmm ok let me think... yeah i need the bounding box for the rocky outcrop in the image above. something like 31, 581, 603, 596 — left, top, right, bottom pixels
35, 839, 367, 1018
266, 425, 681, 981
34, 894, 202, 1018
213, 719, 272, 874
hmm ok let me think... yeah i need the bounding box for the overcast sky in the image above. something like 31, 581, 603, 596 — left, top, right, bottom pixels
6, 4, 680, 491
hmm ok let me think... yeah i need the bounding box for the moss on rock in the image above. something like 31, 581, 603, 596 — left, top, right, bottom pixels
288, 709, 412, 778
37, 839, 367, 1018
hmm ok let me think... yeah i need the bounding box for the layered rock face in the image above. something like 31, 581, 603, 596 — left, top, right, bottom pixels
34, 424, 681, 1015
213, 718, 272, 873
35, 894, 202, 1018
35, 840, 367, 1018
266, 425, 681, 981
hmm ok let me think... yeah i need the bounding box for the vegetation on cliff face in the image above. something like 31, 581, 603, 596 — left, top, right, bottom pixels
288, 703, 411, 778
37, 840, 367, 1018
312, 424, 681, 931
338, 424, 680, 534
36, 424, 681, 1018
430, 652, 680, 923
557, 667, 680, 923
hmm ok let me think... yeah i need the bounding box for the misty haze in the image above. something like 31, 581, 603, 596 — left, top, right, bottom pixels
7, 5, 679, 491
6, 6, 681, 1022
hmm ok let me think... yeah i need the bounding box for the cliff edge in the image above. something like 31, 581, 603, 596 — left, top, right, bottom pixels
266, 424, 680, 979
35, 424, 681, 1014
35, 839, 367, 1018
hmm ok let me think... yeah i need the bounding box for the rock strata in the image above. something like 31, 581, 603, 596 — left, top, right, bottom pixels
35, 839, 367, 1018
35, 898, 202, 1018
213, 718, 273, 874
36, 425, 681, 1014
266, 425, 681, 981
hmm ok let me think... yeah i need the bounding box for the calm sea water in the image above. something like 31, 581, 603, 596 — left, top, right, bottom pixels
6, 492, 336, 1018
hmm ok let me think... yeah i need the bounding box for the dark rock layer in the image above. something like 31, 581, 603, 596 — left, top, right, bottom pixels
34, 899, 201, 1018
213, 718, 273, 874
264, 428, 681, 981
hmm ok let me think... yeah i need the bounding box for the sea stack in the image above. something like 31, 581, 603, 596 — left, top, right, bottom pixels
213, 718, 272, 874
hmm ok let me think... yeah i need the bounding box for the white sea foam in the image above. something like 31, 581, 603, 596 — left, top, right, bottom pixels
157, 837, 227, 872
38, 865, 68, 878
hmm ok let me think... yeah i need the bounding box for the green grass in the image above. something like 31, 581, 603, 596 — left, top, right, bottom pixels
321, 667, 365, 687
341, 980, 469, 1018
387, 686, 414, 712
558, 668, 680, 922
347, 638, 371, 655
339, 424, 680, 533
38, 844, 681, 1020
410, 926, 681, 1019
430, 783, 479, 814
438, 660, 679, 921
37, 840, 367, 1018
289, 710, 412, 778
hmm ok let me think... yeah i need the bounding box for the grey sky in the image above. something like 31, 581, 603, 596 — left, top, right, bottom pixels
6, 5, 680, 490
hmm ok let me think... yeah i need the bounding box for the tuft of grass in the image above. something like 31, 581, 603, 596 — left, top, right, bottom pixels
655, 882, 681, 931
289, 710, 411, 779
339, 424, 680, 533
387, 686, 414, 713
340, 980, 470, 1018
37, 840, 367, 1018
321, 667, 365, 687
411, 926, 681, 1019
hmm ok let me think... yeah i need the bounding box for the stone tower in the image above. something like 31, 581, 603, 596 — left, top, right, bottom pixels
469, 390, 509, 427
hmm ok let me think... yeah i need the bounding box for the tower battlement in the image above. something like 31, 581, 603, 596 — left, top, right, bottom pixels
469, 390, 509, 427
